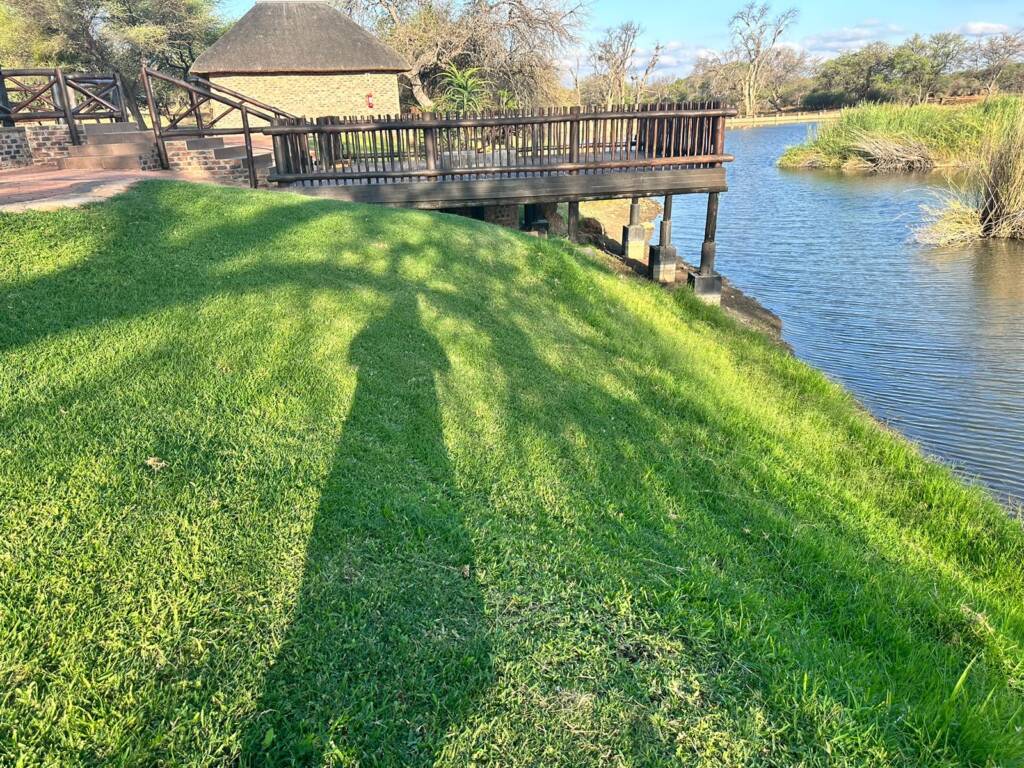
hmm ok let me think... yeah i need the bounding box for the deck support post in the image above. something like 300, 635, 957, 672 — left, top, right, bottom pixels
567, 201, 580, 242
523, 203, 549, 237
0, 69, 14, 128
648, 194, 677, 284
622, 196, 651, 263
688, 191, 722, 302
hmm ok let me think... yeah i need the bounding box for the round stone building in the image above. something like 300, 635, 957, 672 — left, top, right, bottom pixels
190, 0, 408, 119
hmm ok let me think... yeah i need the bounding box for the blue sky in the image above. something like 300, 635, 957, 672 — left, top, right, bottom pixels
220, 0, 1024, 78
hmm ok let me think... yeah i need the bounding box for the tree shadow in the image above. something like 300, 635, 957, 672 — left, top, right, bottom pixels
239, 291, 491, 765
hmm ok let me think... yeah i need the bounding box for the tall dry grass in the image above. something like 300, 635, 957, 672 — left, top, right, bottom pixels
918, 103, 1024, 245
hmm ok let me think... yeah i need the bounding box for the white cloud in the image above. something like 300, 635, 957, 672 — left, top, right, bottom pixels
800, 20, 905, 57
957, 21, 1011, 37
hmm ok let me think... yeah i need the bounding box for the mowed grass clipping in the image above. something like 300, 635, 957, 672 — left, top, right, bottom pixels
1, 181, 1023, 767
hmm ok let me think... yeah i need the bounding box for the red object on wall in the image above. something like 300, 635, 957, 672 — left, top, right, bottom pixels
366, 93, 375, 109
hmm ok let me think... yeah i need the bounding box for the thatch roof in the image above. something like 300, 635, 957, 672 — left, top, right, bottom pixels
191, 1, 408, 76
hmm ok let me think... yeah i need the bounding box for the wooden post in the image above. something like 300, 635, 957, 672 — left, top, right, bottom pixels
0, 69, 14, 128
141, 67, 168, 169
54, 67, 80, 145
568, 106, 580, 166
189, 87, 205, 134
700, 192, 719, 276
114, 72, 128, 123
241, 105, 257, 189
567, 200, 580, 242
659, 194, 673, 249
424, 120, 437, 172
687, 191, 723, 302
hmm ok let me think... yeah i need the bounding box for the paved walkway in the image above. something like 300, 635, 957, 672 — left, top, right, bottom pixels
0, 166, 187, 213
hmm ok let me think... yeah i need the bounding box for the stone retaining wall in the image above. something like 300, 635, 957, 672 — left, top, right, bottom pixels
0, 125, 74, 168
24, 125, 74, 165
164, 139, 270, 187
0, 128, 32, 169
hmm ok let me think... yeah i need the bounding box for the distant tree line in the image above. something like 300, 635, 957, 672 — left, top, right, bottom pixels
635, 6, 1024, 115
802, 32, 1024, 109
2, 0, 1022, 118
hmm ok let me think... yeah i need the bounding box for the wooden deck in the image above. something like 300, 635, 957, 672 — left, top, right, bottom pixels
262, 104, 736, 209
279, 167, 727, 209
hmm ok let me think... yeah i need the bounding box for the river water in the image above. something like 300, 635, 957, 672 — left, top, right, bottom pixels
668, 123, 1024, 506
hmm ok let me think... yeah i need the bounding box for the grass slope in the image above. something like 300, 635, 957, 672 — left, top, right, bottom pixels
1, 182, 1023, 767
778, 98, 1023, 172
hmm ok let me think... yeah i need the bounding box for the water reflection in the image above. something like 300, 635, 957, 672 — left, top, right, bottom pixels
668, 123, 1024, 505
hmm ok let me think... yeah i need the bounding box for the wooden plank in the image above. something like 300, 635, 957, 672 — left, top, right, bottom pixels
281, 168, 728, 209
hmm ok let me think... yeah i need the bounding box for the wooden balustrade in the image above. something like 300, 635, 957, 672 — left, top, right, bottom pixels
263, 102, 736, 187
0, 67, 126, 144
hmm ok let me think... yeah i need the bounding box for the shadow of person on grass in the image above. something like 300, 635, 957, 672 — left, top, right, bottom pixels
240, 291, 491, 766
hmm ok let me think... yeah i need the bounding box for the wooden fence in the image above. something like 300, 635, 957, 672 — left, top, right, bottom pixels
0, 68, 127, 144
263, 102, 736, 187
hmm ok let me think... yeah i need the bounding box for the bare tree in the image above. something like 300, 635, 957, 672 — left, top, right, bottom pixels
762, 46, 814, 110
972, 31, 1024, 97
728, 2, 798, 116
589, 22, 641, 109
336, 0, 583, 110
632, 42, 664, 106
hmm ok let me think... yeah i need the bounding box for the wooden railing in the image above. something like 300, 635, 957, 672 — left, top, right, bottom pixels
0, 67, 127, 144
263, 102, 736, 186
140, 66, 296, 186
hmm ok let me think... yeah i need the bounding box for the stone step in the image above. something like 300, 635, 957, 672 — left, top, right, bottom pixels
85, 131, 156, 146
212, 145, 254, 160
68, 141, 156, 158
59, 154, 149, 171
82, 121, 137, 136
184, 137, 226, 150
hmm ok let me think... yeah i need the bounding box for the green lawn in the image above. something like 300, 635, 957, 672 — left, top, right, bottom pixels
1, 181, 1023, 766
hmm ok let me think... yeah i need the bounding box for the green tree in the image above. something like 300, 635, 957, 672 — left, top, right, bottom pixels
4, 0, 224, 126
892, 33, 968, 103
815, 42, 894, 103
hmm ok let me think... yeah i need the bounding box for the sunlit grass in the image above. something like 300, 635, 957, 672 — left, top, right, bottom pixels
1, 181, 1023, 766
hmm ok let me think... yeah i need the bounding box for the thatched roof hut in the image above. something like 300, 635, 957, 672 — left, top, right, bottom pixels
191, 0, 407, 118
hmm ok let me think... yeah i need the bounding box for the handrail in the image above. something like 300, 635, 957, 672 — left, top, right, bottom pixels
0, 66, 126, 142
141, 66, 296, 188
261, 107, 739, 134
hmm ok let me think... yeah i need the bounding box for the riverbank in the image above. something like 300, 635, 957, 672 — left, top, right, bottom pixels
729, 109, 841, 129
778, 98, 1022, 171
579, 198, 785, 343
3, 180, 1023, 764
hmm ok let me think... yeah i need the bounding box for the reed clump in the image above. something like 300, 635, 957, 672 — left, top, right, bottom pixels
918, 103, 1024, 245
779, 98, 1022, 173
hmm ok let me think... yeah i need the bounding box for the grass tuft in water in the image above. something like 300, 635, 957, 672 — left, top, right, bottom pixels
780, 98, 1023, 173
918, 102, 1024, 245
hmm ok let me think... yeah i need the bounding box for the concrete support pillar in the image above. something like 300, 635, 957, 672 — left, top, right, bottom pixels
648, 194, 677, 284
621, 197, 651, 263
688, 192, 723, 303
